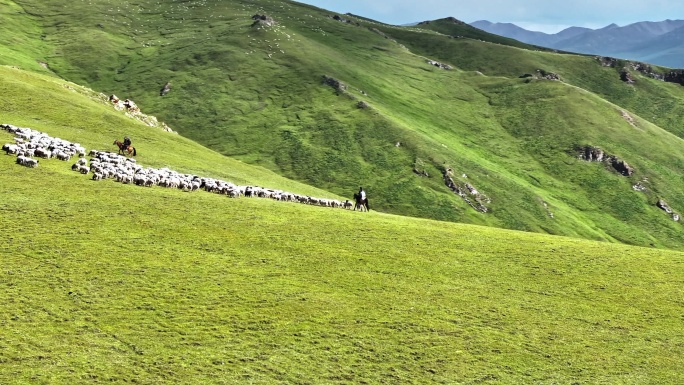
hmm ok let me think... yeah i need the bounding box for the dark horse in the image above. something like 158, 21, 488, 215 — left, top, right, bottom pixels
114, 140, 137, 156
353, 193, 369, 212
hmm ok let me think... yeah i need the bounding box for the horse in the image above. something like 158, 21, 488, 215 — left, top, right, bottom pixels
114, 140, 137, 156
353, 192, 369, 212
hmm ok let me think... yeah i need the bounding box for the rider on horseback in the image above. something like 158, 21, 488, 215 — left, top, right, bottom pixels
123, 136, 132, 148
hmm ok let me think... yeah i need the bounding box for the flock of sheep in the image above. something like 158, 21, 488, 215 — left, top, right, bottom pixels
2, 123, 355, 209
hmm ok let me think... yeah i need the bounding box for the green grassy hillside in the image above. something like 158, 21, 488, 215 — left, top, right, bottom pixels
1, 66, 684, 384
2, 0, 684, 250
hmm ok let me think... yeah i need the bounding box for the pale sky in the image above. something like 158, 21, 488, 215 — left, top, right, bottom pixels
294, 0, 684, 33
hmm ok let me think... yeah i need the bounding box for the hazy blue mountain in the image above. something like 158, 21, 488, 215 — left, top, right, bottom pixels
619, 25, 684, 68
471, 20, 590, 46
470, 19, 684, 68
471, 20, 561, 46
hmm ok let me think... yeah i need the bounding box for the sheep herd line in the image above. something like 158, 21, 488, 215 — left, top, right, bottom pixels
2, 123, 357, 209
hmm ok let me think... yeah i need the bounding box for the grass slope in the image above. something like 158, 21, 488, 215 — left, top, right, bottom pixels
2, 0, 684, 250
1, 67, 684, 384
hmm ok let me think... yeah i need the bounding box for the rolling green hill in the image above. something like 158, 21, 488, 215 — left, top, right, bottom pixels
2, 0, 684, 248
1, 65, 684, 384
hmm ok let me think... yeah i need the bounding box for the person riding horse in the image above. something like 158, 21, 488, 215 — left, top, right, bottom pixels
114, 137, 137, 156
354, 187, 369, 212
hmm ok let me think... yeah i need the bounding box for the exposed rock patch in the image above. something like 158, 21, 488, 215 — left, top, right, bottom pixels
537, 69, 560, 81
329, 14, 359, 26
251, 14, 277, 28
657, 199, 680, 221
598, 56, 620, 67
595, 56, 684, 84
620, 110, 637, 126
427, 60, 453, 70
357, 101, 369, 109
160, 81, 171, 96
443, 167, 490, 213
106, 94, 176, 133
664, 70, 684, 86
322, 75, 347, 93
577, 145, 634, 176
620, 70, 635, 84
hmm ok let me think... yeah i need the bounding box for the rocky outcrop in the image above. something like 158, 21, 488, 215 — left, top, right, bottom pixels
657, 199, 680, 221
610, 158, 634, 177
427, 60, 453, 70
577, 145, 634, 176
664, 70, 684, 86
597, 56, 620, 67
105, 94, 176, 133
630, 62, 663, 80
632, 182, 647, 192
537, 69, 560, 81
160, 81, 171, 96
443, 168, 490, 213
620, 70, 635, 84
322, 75, 347, 93
330, 14, 359, 25
251, 14, 277, 27
596, 56, 684, 84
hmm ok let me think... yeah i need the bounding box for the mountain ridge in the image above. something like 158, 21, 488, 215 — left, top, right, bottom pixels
471, 19, 684, 67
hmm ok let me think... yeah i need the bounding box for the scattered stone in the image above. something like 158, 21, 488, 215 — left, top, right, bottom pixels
632, 183, 647, 192
357, 101, 369, 109
160, 81, 171, 96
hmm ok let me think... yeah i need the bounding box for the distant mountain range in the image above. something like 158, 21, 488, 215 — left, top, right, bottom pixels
470, 20, 684, 68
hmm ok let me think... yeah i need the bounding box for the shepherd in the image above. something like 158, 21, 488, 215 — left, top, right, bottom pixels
354, 187, 369, 212
114, 136, 137, 156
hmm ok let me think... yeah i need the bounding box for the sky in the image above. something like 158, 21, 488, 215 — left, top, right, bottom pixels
294, 0, 684, 33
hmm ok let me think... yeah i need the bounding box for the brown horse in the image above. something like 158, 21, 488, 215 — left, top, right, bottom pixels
353, 192, 369, 212
114, 140, 137, 156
